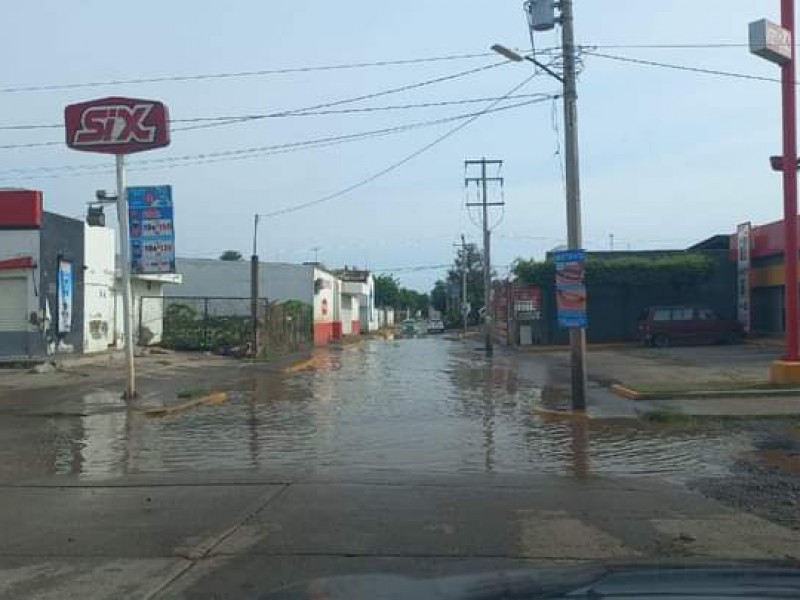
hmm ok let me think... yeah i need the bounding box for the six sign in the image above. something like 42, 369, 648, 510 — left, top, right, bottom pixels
64, 96, 170, 154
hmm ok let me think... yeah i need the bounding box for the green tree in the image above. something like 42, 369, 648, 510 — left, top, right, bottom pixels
219, 250, 243, 261
432, 242, 490, 326
430, 279, 449, 315
374, 274, 401, 308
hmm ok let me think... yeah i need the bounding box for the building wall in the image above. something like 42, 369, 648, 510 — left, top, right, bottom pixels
40, 212, 85, 353
169, 258, 313, 305
313, 267, 338, 345
0, 230, 41, 357
538, 250, 736, 344
83, 225, 115, 353
340, 294, 361, 335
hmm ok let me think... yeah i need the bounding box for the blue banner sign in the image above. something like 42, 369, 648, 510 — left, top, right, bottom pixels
128, 185, 175, 274
554, 249, 587, 329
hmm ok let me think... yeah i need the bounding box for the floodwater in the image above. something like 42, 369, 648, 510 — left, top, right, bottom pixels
0, 338, 757, 479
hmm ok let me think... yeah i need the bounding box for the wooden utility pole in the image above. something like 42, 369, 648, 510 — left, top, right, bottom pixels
465, 158, 504, 355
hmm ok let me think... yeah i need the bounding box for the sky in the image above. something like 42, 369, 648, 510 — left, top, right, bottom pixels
0, 1, 791, 291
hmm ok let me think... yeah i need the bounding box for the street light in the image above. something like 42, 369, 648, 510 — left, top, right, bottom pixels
491, 44, 564, 82
492, 0, 586, 412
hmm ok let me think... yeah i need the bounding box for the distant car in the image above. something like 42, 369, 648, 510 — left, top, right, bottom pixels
426, 319, 445, 334
638, 306, 744, 347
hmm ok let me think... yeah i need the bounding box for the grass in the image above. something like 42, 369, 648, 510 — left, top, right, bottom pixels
176, 387, 210, 399
643, 410, 696, 426
630, 380, 800, 395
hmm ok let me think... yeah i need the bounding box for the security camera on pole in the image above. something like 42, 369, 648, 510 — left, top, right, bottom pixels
64, 97, 171, 398
492, 0, 588, 410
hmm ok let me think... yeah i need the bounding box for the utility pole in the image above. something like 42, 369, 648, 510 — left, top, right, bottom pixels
491, 0, 586, 409
465, 158, 504, 355
251, 214, 260, 356
561, 0, 587, 410
453, 234, 470, 335
115, 155, 136, 398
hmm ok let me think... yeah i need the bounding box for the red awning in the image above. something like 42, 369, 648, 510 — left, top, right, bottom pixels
0, 256, 35, 270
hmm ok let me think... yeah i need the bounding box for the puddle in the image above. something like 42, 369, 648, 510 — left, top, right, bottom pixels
0, 339, 758, 479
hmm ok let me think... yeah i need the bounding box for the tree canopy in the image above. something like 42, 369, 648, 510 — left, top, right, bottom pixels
219, 250, 243, 261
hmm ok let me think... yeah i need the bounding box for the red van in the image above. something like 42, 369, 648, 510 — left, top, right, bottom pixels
638, 306, 745, 347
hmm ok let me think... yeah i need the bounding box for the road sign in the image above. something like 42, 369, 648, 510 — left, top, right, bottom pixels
128, 186, 175, 274
64, 96, 170, 154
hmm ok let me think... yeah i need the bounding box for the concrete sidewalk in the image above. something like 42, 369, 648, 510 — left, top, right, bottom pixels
0, 471, 797, 598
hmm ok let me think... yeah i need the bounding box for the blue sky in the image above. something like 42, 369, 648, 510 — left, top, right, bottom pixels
0, 1, 789, 290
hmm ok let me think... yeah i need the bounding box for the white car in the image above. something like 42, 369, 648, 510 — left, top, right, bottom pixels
426, 319, 445, 334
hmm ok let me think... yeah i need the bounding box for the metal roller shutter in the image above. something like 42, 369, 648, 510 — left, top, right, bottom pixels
0, 277, 27, 331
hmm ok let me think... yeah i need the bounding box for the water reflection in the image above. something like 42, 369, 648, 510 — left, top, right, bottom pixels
1, 338, 756, 479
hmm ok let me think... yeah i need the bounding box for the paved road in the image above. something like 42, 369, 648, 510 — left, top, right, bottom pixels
0, 337, 797, 598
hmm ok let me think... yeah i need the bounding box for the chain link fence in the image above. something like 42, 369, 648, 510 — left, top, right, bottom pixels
138, 296, 312, 356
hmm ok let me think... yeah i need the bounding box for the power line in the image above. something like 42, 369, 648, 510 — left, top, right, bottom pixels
0, 95, 557, 178
583, 50, 784, 84
0, 61, 516, 147
584, 43, 749, 50
171, 60, 512, 133
0, 51, 501, 94
256, 73, 538, 220
0, 92, 550, 138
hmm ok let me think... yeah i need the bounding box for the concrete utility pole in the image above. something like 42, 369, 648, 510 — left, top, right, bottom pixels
251, 214, 260, 356
115, 154, 136, 398
491, 0, 587, 409
561, 0, 587, 410
453, 234, 470, 334
465, 158, 505, 355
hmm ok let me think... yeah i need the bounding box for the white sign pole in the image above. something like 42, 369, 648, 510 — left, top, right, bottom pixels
115, 153, 137, 398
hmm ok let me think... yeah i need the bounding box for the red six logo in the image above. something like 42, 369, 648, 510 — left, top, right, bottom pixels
65, 96, 170, 155
74, 105, 156, 145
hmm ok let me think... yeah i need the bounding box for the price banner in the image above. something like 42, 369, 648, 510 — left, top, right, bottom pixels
128, 185, 176, 274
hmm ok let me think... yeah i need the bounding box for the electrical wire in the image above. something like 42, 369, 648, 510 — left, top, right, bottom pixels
0, 95, 557, 178
171, 60, 513, 133
255, 73, 539, 220
0, 92, 552, 141
0, 61, 518, 148
550, 96, 566, 195
0, 51, 501, 94
583, 50, 784, 84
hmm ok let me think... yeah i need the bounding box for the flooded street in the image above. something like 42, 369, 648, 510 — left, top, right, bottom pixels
2, 337, 800, 598
0, 337, 757, 480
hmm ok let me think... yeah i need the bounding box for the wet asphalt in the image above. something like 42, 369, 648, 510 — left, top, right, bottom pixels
0, 336, 798, 598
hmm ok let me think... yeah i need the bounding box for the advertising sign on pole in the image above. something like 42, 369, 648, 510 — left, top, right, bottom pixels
737, 222, 752, 332
64, 97, 170, 154
56, 258, 73, 335
64, 95, 171, 399
554, 249, 587, 328
128, 185, 176, 274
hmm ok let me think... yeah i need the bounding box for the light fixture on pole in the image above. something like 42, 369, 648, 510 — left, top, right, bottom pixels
492, 0, 587, 411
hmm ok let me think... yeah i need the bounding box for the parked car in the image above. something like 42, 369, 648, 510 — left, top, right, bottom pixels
638, 306, 744, 347
426, 319, 445, 334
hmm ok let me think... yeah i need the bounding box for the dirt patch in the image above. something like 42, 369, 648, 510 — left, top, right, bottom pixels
691, 421, 800, 532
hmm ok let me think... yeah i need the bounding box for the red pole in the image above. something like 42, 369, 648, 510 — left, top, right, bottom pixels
782, 0, 799, 361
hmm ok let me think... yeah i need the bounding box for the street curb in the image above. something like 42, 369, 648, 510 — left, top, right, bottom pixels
610, 383, 800, 401
138, 391, 230, 417
282, 356, 316, 373
530, 404, 589, 419
515, 342, 639, 354
610, 384, 643, 400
